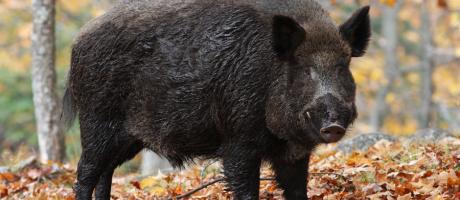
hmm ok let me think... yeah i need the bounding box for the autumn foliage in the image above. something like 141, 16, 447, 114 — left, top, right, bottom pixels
1, 138, 459, 199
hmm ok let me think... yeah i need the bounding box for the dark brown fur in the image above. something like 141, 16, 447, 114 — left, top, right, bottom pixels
63, 1, 370, 199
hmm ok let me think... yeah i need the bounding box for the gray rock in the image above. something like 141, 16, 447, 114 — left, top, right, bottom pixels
0, 166, 9, 173
407, 128, 453, 142
336, 132, 396, 153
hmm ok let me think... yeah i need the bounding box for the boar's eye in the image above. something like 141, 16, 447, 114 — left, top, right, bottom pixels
335, 61, 349, 73
336, 63, 347, 69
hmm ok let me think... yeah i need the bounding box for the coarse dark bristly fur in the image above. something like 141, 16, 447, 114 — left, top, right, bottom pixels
62, 0, 371, 199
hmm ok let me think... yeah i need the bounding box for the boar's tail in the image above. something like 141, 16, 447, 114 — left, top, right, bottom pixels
61, 87, 77, 130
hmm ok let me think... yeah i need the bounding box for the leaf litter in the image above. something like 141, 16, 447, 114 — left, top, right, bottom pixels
1, 137, 459, 199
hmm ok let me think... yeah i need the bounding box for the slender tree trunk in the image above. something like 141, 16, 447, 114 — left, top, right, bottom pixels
370, 2, 400, 131
31, 0, 65, 163
437, 103, 460, 135
418, 1, 435, 129
0, 124, 4, 154
141, 150, 171, 176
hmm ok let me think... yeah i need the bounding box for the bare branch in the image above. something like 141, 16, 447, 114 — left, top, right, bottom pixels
171, 172, 348, 199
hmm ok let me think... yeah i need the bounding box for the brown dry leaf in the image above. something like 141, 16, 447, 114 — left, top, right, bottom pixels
420, 170, 433, 178
447, 177, 460, 186
346, 152, 372, 166
0, 184, 8, 198
436, 171, 451, 185
2, 141, 460, 199
164, 174, 174, 183
396, 193, 412, 200
437, 0, 448, 9
0, 172, 17, 182
396, 182, 415, 195
363, 183, 382, 195
171, 184, 183, 196
26, 168, 42, 180
394, 172, 414, 181
130, 180, 141, 190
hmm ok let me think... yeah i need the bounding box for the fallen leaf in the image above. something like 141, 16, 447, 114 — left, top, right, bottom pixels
130, 180, 141, 190
27, 168, 42, 180
0, 172, 17, 182
0, 184, 8, 198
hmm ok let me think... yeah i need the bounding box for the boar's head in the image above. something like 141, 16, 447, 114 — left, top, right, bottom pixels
266, 6, 371, 145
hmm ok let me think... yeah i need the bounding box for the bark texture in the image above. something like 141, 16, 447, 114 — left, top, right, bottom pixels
370, 2, 400, 131
419, 0, 435, 129
31, 0, 65, 163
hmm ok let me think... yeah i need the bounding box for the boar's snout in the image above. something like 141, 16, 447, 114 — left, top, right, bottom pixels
320, 123, 345, 143
305, 93, 355, 143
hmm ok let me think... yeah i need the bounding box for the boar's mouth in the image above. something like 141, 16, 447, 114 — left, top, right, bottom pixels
303, 112, 346, 144
319, 123, 346, 143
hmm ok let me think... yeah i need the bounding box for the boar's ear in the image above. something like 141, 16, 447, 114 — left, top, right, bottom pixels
272, 15, 306, 60
339, 6, 371, 57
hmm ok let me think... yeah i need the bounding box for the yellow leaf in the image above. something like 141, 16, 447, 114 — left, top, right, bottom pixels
438, 0, 448, 9
346, 152, 372, 166
59, 0, 90, 14
139, 176, 158, 189
432, 195, 443, 200
149, 186, 167, 196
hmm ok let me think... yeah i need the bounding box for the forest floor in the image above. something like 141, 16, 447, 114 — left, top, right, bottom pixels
1, 138, 460, 200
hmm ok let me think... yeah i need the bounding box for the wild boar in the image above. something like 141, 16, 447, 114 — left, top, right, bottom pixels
62, 0, 370, 199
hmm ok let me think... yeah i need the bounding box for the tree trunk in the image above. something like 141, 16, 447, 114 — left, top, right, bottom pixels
31, 0, 65, 163
370, 2, 400, 131
0, 124, 4, 154
140, 150, 172, 176
437, 103, 460, 135
418, 1, 435, 129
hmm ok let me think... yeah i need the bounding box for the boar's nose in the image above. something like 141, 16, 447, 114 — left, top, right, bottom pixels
320, 124, 346, 143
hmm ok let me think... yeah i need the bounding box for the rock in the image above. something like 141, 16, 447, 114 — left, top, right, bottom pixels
407, 128, 453, 142
336, 132, 396, 153
0, 166, 8, 173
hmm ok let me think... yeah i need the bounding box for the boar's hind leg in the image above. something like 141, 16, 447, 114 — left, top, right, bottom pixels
75, 120, 128, 200
94, 140, 143, 200
271, 156, 309, 200
75, 147, 111, 200
222, 147, 262, 200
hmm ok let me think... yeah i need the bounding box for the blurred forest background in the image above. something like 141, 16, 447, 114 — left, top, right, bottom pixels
0, 0, 459, 174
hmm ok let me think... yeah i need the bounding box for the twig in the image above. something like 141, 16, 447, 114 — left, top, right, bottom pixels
310, 172, 347, 180
199, 160, 218, 182
170, 172, 346, 199
170, 177, 276, 199
11, 156, 37, 172
17, 156, 37, 168
169, 177, 225, 200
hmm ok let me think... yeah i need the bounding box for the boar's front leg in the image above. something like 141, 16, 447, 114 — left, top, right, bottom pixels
271, 156, 309, 200
223, 146, 262, 200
